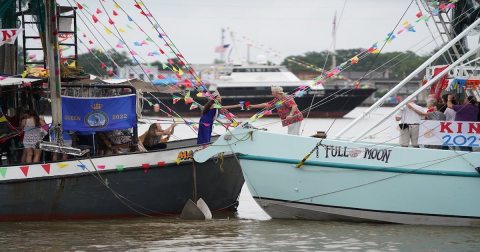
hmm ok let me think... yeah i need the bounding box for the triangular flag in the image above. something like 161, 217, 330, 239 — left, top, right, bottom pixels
142, 163, 150, 173
157, 161, 166, 167
77, 3, 84, 10
0, 167, 6, 178
97, 165, 106, 170
113, 10, 118, 16
118, 28, 126, 33
105, 28, 113, 35
77, 164, 87, 170
41, 164, 51, 174
108, 18, 114, 25
189, 102, 199, 110
196, 92, 204, 97
92, 15, 99, 23
172, 95, 181, 104
20, 166, 29, 177
127, 15, 133, 22
96, 8, 102, 14
184, 97, 194, 104
57, 163, 69, 168
116, 165, 125, 171
114, 3, 120, 9
213, 104, 222, 109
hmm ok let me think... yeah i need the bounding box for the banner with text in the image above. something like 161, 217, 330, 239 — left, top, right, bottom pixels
419, 120, 480, 147
61, 94, 137, 132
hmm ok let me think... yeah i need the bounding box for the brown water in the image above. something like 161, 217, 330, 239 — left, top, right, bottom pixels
1, 211, 479, 251
3, 108, 479, 251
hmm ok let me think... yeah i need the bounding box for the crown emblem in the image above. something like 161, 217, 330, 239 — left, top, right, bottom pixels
91, 103, 103, 110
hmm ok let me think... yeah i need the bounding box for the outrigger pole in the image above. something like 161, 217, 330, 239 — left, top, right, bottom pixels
334, 17, 480, 140
45, 0, 62, 132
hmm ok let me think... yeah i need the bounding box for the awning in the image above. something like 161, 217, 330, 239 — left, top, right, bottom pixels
0, 77, 42, 87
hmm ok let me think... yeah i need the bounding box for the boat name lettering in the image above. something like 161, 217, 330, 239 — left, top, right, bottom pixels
64, 115, 81, 121
363, 148, 392, 164
324, 145, 392, 163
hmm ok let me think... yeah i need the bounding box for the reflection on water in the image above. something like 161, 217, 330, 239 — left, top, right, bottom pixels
3, 108, 480, 251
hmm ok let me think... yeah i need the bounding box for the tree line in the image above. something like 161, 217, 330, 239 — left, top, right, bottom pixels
76, 48, 432, 79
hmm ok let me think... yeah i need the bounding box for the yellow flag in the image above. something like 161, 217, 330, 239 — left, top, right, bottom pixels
196, 92, 204, 97
57, 163, 69, 168
105, 28, 113, 35
114, 3, 120, 9
68, 61, 76, 68
178, 69, 184, 76
21, 70, 28, 78
175, 158, 181, 165
119, 28, 126, 33
0, 116, 7, 123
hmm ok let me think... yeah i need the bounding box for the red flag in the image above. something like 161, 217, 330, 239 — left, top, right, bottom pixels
142, 163, 150, 173
41, 164, 51, 174
88, 40, 93, 44
96, 8, 102, 14
92, 15, 99, 23
97, 165, 106, 170
159, 48, 165, 54
113, 10, 118, 16
157, 74, 165, 79
157, 161, 166, 167
100, 63, 107, 69
77, 3, 83, 10
134, 4, 141, 9
108, 18, 114, 25
20, 166, 29, 176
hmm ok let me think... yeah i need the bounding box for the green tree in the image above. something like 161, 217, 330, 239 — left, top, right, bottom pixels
77, 49, 131, 76
282, 49, 430, 79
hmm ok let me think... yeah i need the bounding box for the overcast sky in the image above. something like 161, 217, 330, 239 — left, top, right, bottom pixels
51, 0, 478, 64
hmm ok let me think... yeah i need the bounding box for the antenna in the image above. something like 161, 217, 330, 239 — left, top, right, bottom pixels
331, 11, 337, 70
220, 28, 225, 63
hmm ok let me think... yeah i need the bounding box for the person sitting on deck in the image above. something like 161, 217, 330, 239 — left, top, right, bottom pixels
141, 122, 176, 151
98, 129, 133, 154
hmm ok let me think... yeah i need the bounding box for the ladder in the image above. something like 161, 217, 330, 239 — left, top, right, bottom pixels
420, 0, 467, 63
19, 5, 78, 71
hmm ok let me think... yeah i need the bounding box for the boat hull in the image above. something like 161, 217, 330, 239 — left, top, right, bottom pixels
195, 128, 480, 226
143, 88, 376, 118
0, 141, 244, 221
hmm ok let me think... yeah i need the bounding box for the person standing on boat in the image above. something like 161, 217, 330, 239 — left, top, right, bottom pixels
395, 98, 426, 148
197, 92, 241, 145
248, 86, 304, 135
20, 110, 47, 163
447, 95, 478, 122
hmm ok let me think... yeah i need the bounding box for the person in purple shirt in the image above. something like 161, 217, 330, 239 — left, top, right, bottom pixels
447, 95, 478, 121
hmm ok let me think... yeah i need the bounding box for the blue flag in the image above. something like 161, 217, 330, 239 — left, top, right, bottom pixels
62, 94, 137, 132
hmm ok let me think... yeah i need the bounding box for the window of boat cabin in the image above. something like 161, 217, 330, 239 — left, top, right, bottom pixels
129, 73, 135, 79
139, 74, 144, 81
232, 68, 281, 72
149, 74, 154, 80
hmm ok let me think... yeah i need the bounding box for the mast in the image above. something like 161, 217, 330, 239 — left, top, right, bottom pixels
331, 11, 337, 70
220, 28, 225, 63
45, 0, 62, 131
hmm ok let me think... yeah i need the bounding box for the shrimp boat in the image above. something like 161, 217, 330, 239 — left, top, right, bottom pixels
195, 3, 480, 226
0, 1, 243, 221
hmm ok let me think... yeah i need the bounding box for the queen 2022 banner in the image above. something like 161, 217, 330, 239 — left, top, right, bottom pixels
419, 120, 480, 147
62, 94, 137, 132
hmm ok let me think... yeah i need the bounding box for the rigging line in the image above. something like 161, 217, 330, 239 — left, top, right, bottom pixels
302, 0, 349, 132
108, 0, 211, 100
133, 0, 239, 123
303, 5, 479, 115
68, 0, 198, 133
96, 0, 200, 133
90, 0, 233, 129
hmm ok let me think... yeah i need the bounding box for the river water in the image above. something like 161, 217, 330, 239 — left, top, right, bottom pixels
2, 108, 480, 251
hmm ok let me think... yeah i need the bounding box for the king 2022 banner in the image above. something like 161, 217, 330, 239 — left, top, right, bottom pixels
61, 94, 137, 132
419, 120, 480, 147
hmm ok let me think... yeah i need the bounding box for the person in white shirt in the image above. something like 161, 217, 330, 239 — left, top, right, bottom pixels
395, 99, 427, 147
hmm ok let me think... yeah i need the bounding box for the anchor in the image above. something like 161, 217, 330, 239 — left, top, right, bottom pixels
180, 161, 212, 220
